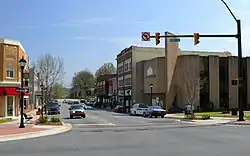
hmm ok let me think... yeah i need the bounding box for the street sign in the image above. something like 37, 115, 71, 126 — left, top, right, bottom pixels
170, 38, 180, 42
141, 32, 150, 41
15, 87, 29, 93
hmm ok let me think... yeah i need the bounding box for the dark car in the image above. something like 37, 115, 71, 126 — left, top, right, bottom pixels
144, 106, 166, 118
46, 103, 60, 115
114, 105, 126, 113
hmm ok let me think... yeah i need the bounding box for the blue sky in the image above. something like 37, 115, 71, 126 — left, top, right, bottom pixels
0, 0, 249, 86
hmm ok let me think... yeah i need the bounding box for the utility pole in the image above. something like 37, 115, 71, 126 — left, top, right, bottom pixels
221, 0, 244, 121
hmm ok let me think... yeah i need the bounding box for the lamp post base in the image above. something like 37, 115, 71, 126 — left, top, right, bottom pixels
19, 124, 25, 128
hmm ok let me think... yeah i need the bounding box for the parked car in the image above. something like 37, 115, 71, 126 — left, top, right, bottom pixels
46, 103, 60, 115
73, 101, 80, 104
114, 105, 126, 113
130, 103, 149, 116
144, 106, 166, 118
68, 101, 73, 105
69, 104, 86, 119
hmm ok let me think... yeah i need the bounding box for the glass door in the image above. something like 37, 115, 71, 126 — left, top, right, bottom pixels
7, 96, 14, 116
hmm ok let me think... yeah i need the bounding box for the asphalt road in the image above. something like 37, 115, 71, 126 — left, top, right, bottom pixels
1, 103, 250, 156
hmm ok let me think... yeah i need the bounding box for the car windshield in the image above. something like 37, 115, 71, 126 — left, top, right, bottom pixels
139, 104, 148, 108
71, 105, 83, 110
152, 106, 162, 109
47, 103, 58, 108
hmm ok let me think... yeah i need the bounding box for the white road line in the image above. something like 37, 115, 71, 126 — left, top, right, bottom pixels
74, 123, 115, 126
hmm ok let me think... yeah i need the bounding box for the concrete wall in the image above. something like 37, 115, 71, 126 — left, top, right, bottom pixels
132, 46, 165, 102
208, 56, 220, 109
228, 56, 238, 109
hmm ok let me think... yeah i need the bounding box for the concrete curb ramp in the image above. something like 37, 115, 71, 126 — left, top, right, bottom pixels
0, 123, 72, 142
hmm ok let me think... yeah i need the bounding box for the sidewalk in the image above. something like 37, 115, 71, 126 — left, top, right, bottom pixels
0, 109, 72, 142
164, 114, 249, 125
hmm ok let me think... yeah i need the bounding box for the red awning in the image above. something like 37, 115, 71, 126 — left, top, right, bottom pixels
0, 87, 29, 96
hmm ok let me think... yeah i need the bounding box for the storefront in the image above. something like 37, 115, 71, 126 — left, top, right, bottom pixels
0, 87, 29, 117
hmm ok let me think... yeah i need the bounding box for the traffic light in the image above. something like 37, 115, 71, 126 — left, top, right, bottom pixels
155, 32, 160, 45
194, 33, 200, 45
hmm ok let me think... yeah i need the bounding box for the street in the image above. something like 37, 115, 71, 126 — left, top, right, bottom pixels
0, 103, 250, 156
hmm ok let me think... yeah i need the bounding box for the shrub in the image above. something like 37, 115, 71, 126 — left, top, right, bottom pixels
201, 115, 210, 120
37, 116, 48, 123
50, 116, 61, 122
185, 114, 195, 120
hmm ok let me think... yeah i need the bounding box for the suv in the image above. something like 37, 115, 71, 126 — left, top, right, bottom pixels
46, 103, 60, 115
130, 103, 149, 116
69, 104, 86, 119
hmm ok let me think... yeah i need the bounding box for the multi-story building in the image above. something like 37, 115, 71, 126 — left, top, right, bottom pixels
116, 46, 165, 108
108, 75, 117, 104
95, 74, 116, 106
29, 68, 40, 109
0, 38, 30, 117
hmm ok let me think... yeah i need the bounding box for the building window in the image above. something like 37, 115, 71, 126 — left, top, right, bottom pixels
118, 76, 124, 87
124, 58, 131, 72
124, 74, 132, 86
6, 67, 14, 78
118, 62, 124, 74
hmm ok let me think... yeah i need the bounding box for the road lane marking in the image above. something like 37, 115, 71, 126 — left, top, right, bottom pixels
74, 123, 115, 126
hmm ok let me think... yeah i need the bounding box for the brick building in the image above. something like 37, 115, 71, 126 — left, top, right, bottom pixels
0, 38, 30, 117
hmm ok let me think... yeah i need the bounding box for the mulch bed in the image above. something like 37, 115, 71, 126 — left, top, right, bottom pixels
0, 124, 46, 136
35, 122, 63, 126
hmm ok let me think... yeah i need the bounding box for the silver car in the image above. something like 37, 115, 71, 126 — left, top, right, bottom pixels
69, 104, 86, 119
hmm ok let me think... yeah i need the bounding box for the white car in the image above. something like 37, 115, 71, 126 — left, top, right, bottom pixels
130, 103, 149, 116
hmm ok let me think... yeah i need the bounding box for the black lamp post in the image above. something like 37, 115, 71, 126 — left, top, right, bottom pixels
19, 56, 27, 128
150, 83, 153, 106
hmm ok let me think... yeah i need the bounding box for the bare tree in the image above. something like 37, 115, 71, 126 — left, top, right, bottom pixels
95, 62, 116, 78
175, 58, 206, 109
33, 54, 65, 103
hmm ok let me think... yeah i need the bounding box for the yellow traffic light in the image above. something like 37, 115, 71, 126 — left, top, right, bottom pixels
194, 33, 200, 45
155, 32, 160, 45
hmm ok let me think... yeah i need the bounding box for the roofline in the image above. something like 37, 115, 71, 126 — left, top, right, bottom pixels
0, 38, 26, 53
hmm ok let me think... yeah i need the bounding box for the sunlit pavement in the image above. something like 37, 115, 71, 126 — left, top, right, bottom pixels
1, 103, 250, 156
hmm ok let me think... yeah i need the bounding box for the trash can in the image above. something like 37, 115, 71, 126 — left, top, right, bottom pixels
231, 109, 238, 116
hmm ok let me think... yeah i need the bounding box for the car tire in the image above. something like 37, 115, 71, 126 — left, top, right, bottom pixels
70, 115, 73, 119
161, 115, 164, 118
155, 115, 158, 118
82, 114, 86, 118
134, 111, 136, 116
143, 113, 147, 118
149, 114, 152, 118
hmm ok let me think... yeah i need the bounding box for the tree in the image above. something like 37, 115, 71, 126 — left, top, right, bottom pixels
51, 83, 69, 99
71, 69, 95, 98
175, 58, 206, 109
95, 62, 116, 78
33, 54, 64, 103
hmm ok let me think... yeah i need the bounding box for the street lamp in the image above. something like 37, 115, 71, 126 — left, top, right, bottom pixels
19, 56, 27, 128
150, 83, 154, 106
221, 0, 244, 121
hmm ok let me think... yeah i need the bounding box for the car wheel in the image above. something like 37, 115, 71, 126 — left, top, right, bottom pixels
82, 114, 86, 118
155, 115, 158, 118
161, 115, 164, 118
149, 114, 152, 118
70, 115, 73, 119
143, 112, 147, 118
134, 111, 136, 116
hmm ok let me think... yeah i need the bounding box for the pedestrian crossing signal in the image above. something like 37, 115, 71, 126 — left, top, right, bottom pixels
155, 32, 160, 46
194, 33, 200, 45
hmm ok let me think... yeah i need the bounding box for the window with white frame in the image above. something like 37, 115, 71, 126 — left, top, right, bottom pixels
6, 67, 14, 78
124, 58, 131, 72
117, 62, 124, 74
118, 76, 124, 87
124, 74, 132, 86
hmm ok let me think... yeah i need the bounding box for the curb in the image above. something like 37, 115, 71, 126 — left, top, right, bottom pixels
0, 123, 72, 142
227, 122, 250, 125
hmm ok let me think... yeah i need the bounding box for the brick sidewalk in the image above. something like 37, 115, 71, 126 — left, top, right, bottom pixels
0, 124, 46, 136
228, 120, 250, 125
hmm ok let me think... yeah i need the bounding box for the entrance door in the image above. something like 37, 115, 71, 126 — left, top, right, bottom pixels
6, 96, 15, 117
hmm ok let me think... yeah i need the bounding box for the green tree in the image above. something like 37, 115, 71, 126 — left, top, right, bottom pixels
51, 83, 69, 99
95, 62, 116, 78
71, 69, 95, 98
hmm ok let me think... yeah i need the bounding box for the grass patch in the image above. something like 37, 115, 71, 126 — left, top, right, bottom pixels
174, 111, 250, 119
0, 118, 12, 123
